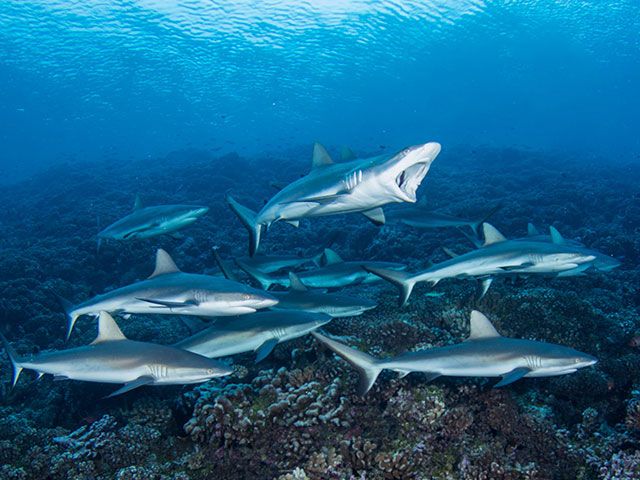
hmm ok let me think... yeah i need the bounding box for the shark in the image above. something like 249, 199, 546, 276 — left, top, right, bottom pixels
386, 203, 501, 234
366, 223, 619, 306
213, 251, 377, 317
59, 249, 278, 339
227, 141, 441, 255
271, 272, 377, 317
0, 312, 232, 397
236, 248, 406, 290
313, 310, 597, 395
98, 195, 209, 241
175, 310, 332, 362
234, 251, 324, 273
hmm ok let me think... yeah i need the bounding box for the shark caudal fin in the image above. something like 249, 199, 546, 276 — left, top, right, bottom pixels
226, 195, 262, 257
363, 266, 417, 307
472, 204, 502, 235
55, 294, 79, 341
312, 332, 382, 395
235, 259, 277, 290
0, 332, 24, 388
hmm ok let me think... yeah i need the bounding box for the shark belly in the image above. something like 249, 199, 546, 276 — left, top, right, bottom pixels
181, 332, 271, 358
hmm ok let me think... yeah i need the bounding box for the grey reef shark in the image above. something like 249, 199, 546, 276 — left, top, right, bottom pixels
1, 312, 232, 398
366, 223, 620, 306
98, 195, 209, 243
313, 310, 597, 395
175, 310, 332, 363
227, 141, 442, 256
213, 250, 377, 317
236, 248, 406, 290
59, 249, 278, 339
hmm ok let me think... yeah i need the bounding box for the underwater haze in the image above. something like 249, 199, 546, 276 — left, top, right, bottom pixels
1, 1, 640, 480
1, 0, 639, 181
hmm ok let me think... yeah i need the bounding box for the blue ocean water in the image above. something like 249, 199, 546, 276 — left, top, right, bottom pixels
1, 2, 640, 479
1, 1, 639, 182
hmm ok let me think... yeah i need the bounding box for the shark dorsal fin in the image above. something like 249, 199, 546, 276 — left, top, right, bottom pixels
149, 249, 181, 278
312, 143, 334, 169
341, 146, 356, 161
468, 310, 501, 340
323, 248, 343, 265
549, 226, 565, 245
133, 195, 143, 211
482, 223, 507, 246
288, 272, 308, 292
527, 223, 540, 236
92, 312, 127, 344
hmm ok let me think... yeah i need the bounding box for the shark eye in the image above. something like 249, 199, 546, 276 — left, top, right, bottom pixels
242, 294, 251, 300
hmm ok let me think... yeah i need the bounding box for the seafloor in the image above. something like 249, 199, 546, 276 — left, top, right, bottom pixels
0, 146, 639, 480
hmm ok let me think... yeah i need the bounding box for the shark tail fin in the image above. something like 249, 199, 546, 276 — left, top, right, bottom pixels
472, 203, 502, 235
55, 294, 79, 341
312, 332, 382, 395
226, 195, 262, 257
235, 259, 275, 290
0, 332, 24, 388
363, 266, 416, 307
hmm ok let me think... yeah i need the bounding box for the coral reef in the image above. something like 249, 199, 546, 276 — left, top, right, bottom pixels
0, 147, 638, 478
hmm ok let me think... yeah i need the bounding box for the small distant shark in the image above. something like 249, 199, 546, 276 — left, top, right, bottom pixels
313, 310, 597, 395
213, 251, 377, 317
98, 195, 209, 242
234, 251, 324, 273
0, 312, 232, 397
60, 249, 278, 339
227, 141, 441, 256
272, 272, 377, 317
236, 248, 406, 290
367, 223, 620, 305
387, 203, 501, 234
175, 310, 331, 362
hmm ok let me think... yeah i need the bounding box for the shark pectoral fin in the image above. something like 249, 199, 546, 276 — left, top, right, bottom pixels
424, 372, 442, 383
255, 338, 279, 363
136, 298, 198, 308
295, 192, 350, 204
479, 278, 494, 298
494, 367, 531, 388
361, 207, 386, 226
394, 369, 412, 379
53, 375, 69, 382
498, 262, 534, 271
105, 376, 155, 398
285, 220, 300, 227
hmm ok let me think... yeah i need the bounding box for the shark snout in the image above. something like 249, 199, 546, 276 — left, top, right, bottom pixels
191, 206, 210, 217
389, 142, 441, 203
251, 294, 279, 309
577, 353, 598, 368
